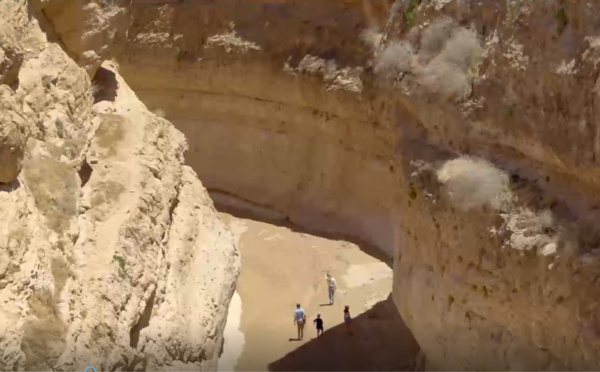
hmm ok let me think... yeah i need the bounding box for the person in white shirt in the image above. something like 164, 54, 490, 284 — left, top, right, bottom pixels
325, 273, 337, 305
293, 303, 307, 340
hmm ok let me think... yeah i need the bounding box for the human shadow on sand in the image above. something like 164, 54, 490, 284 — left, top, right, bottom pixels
269, 294, 424, 371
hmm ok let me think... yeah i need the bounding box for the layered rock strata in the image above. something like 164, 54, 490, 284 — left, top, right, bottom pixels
117, 0, 600, 369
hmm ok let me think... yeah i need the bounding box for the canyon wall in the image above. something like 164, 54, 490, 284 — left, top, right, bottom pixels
0, 1, 239, 370
118, 0, 600, 370
118, 0, 400, 256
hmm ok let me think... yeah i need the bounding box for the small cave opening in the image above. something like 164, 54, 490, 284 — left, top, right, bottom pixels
78, 158, 93, 187
91, 66, 119, 103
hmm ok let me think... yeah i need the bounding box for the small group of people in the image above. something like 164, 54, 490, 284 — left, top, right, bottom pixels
292, 272, 353, 340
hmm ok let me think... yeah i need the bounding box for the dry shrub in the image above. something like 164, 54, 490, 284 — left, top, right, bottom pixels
374, 40, 414, 79
416, 19, 482, 101
417, 59, 470, 101
374, 17, 482, 101
437, 156, 511, 211
442, 28, 483, 72
418, 17, 458, 63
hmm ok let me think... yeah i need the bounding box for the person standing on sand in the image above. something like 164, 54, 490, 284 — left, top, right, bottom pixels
325, 273, 337, 305
313, 313, 324, 337
343, 305, 352, 335
294, 303, 307, 340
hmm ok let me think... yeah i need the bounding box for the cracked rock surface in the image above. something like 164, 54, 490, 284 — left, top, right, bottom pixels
0, 1, 240, 370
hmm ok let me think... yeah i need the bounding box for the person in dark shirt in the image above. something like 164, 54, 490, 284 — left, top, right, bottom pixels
313, 313, 324, 337
344, 305, 352, 335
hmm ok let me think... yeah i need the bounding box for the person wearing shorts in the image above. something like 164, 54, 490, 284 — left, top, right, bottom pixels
294, 303, 307, 340
314, 313, 324, 337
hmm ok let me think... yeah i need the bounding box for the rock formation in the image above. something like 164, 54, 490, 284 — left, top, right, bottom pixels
0, 1, 239, 370
116, 0, 600, 370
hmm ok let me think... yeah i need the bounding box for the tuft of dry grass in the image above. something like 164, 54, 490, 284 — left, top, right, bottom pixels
437, 156, 511, 211
416, 19, 482, 101
418, 17, 458, 64
374, 40, 414, 79
374, 17, 482, 102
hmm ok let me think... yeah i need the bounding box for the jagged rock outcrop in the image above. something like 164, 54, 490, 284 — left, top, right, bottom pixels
117, 0, 600, 369
0, 1, 239, 370
29, 0, 131, 76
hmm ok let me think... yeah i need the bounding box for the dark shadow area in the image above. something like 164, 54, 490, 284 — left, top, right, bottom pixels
92, 66, 118, 103
0, 179, 21, 193
209, 189, 393, 267
78, 158, 93, 187
129, 288, 156, 349
268, 294, 422, 371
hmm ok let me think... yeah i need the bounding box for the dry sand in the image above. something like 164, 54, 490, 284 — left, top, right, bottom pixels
218, 292, 245, 372
217, 212, 421, 371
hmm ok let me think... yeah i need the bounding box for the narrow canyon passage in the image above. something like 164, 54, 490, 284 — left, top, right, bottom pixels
215, 207, 421, 371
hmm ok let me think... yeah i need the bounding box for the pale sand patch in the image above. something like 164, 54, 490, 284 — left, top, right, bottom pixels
342, 262, 393, 288
226, 217, 249, 240
217, 217, 247, 371
217, 292, 245, 372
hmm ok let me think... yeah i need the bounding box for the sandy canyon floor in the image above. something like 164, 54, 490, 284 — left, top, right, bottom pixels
216, 212, 420, 371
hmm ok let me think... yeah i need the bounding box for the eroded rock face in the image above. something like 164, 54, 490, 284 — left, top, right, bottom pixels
0, 1, 239, 370
117, 0, 600, 369
118, 0, 399, 256
0, 109, 24, 184
29, 0, 132, 75
0, 20, 24, 86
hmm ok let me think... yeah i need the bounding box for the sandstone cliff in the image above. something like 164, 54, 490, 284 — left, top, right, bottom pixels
117, 0, 600, 369
0, 1, 239, 370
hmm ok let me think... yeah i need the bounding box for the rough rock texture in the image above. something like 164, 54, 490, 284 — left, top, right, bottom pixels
29, 0, 132, 76
0, 20, 23, 86
0, 111, 24, 184
117, 0, 600, 369
119, 0, 398, 256
0, 1, 239, 370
